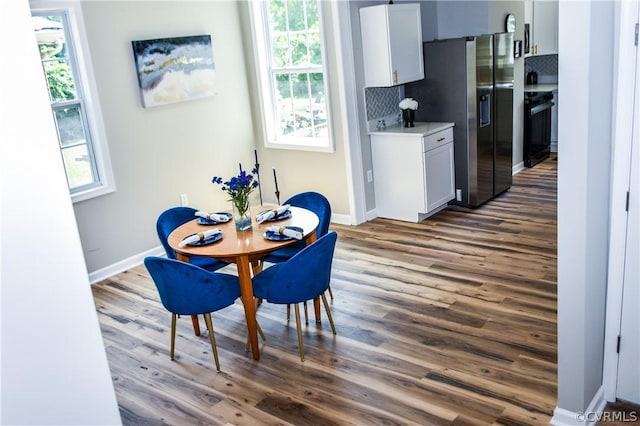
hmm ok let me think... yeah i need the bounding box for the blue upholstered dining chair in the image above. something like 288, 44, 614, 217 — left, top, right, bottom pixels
156, 206, 227, 272
252, 231, 338, 362
261, 191, 332, 264
259, 192, 334, 323
144, 256, 241, 372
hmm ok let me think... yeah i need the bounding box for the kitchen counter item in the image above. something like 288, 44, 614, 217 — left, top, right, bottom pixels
369, 121, 454, 136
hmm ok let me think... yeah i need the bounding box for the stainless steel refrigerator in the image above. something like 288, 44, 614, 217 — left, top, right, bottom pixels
405, 33, 514, 208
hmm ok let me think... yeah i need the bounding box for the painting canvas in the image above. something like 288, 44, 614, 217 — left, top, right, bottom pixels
132, 35, 216, 108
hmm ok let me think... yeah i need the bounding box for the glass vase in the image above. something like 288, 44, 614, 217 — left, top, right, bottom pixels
232, 199, 252, 231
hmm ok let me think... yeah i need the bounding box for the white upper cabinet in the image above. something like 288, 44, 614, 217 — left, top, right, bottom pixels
360, 3, 424, 87
525, 0, 558, 56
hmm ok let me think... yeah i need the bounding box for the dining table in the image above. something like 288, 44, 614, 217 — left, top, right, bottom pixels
167, 205, 319, 360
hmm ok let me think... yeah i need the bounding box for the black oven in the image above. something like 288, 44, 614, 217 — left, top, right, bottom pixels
524, 91, 554, 167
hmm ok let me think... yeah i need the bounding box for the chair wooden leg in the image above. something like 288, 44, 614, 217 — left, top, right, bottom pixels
328, 285, 334, 300
293, 304, 305, 362
321, 294, 336, 335
191, 314, 201, 336
170, 313, 177, 360
303, 301, 309, 325
286, 304, 291, 322
203, 313, 221, 373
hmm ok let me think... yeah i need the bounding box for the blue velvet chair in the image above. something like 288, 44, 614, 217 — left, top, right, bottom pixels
261, 191, 332, 264
144, 256, 241, 372
252, 231, 338, 361
260, 192, 334, 322
156, 206, 227, 272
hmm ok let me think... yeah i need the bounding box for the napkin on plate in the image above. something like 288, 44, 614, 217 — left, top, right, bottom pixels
195, 211, 230, 222
266, 225, 302, 240
256, 204, 291, 224
178, 228, 222, 247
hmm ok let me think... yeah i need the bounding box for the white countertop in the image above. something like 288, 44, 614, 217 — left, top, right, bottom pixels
369, 122, 454, 136
524, 83, 558, 92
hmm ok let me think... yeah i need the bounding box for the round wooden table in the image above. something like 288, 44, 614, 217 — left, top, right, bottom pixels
168, 205, 319, 360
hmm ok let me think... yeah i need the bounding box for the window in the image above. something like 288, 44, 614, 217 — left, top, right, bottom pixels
250, 0, 334, 151
31, 2, 114, 202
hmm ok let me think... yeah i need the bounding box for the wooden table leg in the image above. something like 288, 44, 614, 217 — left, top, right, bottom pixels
314, 298, 321, 323
191, 315, 201, 336
237, 256, 260, 360
250, 259, 263, 276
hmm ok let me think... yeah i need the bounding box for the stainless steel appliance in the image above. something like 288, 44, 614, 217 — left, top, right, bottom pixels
524, 91, 554, 167
404, 33, 514, 207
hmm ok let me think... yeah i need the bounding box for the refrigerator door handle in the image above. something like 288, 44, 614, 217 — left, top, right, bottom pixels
479, 94, 491, 127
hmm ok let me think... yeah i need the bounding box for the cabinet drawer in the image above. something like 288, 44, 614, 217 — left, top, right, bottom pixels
422, 127, 454, 152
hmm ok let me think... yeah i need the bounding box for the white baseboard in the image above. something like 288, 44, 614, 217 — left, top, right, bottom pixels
88, 245, 164, 284
365, 208, 377, 222
330, 213, 355, 225
550, 386, 607, 426
513, 161, 525, 175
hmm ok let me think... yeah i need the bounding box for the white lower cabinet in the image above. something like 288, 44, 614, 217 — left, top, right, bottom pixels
370, 123, 455, 222
424, 142, 455, 213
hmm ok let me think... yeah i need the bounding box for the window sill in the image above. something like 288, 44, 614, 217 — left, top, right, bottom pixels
71, 182, 116, 204
265, 138, 335, 153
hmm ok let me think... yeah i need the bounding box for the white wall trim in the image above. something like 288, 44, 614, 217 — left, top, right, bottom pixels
602, 0, 640, 402
330, 213, 353, 226
89, 245, 164, 284
333, 0, 366, 226
512, 161, 525, 175
365, 208, 378, 222
550, 386, 607, 426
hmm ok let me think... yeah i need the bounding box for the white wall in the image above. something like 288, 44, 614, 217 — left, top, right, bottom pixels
0, 0, 121, 423
556, 0, 613, 414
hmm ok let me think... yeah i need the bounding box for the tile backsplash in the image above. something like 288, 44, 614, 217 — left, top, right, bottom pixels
525, 54, 558, 83
364, 86, 402, 121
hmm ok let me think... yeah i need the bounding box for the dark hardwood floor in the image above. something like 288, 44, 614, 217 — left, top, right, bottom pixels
93, 155, 558, 425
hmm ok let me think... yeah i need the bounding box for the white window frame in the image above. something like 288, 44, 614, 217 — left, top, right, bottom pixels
31, 0, 115, 203
249, 0, 335, 152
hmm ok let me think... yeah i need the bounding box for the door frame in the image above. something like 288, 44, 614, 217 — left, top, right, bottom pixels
603, 0, 640, 402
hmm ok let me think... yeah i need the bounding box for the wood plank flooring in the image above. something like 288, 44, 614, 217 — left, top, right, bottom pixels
92, 155, 558, 425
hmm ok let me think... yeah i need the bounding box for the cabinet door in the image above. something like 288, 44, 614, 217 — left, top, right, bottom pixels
424, 143, 455, 212
360, 4, 423, 87
371, 134, 425, 221
387, 4, 424, 85
532, 0, 558, 55
524, 0, 533, 57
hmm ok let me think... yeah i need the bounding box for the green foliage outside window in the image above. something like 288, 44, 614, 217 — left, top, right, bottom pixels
264, 0, 328, 140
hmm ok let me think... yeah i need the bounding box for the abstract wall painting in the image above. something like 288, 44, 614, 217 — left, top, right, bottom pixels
132, 35, 216, 108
